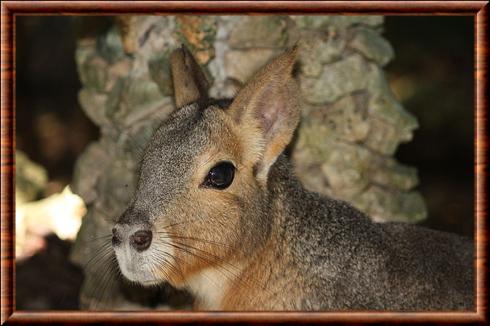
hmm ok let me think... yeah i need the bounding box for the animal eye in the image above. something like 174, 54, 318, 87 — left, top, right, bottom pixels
202, 161, 235, 190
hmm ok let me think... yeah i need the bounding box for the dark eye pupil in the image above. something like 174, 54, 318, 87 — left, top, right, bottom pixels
203, 162, 235, 189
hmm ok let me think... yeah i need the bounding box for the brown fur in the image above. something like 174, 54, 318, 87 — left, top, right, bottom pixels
170, 45, 210, 108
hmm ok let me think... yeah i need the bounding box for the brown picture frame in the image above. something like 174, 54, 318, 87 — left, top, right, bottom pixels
1, 1, 488, 324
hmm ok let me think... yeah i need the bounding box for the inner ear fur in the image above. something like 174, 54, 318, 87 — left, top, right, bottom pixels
170, 44, 210, 109
228, 46, 300, 181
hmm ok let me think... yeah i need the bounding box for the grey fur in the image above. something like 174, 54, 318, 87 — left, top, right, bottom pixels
264, 157, 474, 310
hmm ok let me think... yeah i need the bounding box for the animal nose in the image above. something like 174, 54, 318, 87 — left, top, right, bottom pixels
130, 229, 153, 252
112, 227, 122, 246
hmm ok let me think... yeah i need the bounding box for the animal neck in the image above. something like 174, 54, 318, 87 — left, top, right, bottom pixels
266, 154, 309, 228
185, 262, 245, 310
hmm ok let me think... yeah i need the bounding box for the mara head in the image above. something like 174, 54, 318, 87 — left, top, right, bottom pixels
112, 45, 300, 287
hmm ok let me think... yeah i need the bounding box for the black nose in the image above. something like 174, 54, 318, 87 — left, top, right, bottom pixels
130, 230, 153, 252
112, 227, 121, 246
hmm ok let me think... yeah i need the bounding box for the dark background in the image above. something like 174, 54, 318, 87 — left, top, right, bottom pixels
385, 17, 474, 236
15, 16, 474, 309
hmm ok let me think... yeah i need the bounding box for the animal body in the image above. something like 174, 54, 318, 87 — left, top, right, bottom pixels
111, 45, 474, 310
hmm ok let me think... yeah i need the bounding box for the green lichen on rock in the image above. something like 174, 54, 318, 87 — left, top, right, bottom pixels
348, 27, 394, 66
224, 48, 277, 83
148, 50, 173, 96
368, 89, 419, 142
354, 186, 427, 223
368, 159, 419, 191
298, 29, 347, 77
175, 16, 217, 64
78, 89, 109, 126
104, 77, 126, 120
98, 25, 127, 63
290, 16, 426, 222
79, 55, 109, 92
300, 54, 369, 103
291, 16, 384, 30
113, 76, 165, 126
228, 16, 289, 49
71, 143, 111, 205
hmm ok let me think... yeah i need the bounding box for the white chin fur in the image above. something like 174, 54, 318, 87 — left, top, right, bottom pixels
113, 231, 175, 286
113, 242, 164, 287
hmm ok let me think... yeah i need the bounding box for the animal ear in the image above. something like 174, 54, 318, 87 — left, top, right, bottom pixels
170, 44, 209, 108
228, 46, 300, 182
